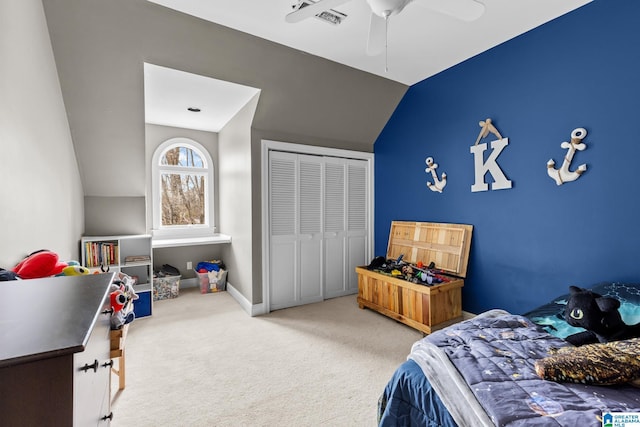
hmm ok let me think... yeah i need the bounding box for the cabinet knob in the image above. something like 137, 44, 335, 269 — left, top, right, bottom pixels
102, 360, 114, 368
80, 359, 99, 373
101, 412, 114, 421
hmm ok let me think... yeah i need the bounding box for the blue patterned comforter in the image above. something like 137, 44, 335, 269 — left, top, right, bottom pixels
407, 311, 640, 426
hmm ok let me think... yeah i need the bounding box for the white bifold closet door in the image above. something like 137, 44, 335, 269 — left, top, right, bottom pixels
323, 157, 368, 299
268, 151, 368, 311
269, 151, 323, 310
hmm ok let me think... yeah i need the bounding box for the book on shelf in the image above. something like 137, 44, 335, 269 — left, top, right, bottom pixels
124, 255, 151, 264
84, 241, 118, 268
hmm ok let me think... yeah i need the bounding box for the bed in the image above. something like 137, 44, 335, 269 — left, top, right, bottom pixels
378, 282, 640, 426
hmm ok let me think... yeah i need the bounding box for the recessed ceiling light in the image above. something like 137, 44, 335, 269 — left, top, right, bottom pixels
187, 107, 201, 112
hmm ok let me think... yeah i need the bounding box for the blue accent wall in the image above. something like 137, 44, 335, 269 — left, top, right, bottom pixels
374, 0, 640, 315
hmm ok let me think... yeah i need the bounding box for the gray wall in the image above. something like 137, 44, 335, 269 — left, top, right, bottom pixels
218, 94, 260, 302
84, 196, 146, 236
0, 0, 84, 268
41, 0, 407, 304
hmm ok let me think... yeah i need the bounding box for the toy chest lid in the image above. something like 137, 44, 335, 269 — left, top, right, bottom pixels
386, 221, 473, 278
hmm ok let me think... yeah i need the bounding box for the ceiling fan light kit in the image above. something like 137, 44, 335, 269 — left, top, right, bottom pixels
286, 0, 486, 69
286, 0, 351, 23
291, 1, 347, 25
366, 0, 412, 18
316, 9, 347, 25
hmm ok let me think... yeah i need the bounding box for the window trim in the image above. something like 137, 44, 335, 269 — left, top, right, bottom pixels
151, 137, 216, 240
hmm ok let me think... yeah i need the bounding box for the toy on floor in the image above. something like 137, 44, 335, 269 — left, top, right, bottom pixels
564, 285, 640, 346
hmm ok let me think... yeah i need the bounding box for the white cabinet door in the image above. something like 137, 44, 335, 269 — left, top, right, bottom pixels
269, 152, 323, 310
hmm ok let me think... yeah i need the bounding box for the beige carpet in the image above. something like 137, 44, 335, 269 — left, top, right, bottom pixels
110, 287, 422, 426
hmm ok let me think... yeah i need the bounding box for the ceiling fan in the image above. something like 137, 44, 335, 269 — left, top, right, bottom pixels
286, 0, 485, 57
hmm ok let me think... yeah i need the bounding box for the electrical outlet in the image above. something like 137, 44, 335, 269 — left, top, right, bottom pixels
187, 261, 193, 270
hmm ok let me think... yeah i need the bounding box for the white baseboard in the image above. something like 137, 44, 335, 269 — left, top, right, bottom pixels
182, 277, 266, 317
226, 282, 267, 317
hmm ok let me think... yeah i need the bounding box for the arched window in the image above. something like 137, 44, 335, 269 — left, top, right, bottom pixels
151, 138, 215, 238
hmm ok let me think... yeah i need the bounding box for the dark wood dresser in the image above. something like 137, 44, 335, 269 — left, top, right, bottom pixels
0, 273, 115, 426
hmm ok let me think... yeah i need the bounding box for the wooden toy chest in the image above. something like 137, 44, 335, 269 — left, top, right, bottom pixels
356, 221, 473, 334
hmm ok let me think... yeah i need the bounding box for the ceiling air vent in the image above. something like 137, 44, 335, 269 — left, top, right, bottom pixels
293, 0, 347, 25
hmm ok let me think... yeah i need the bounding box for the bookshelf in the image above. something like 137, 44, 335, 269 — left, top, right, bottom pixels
81, 234, 153, 317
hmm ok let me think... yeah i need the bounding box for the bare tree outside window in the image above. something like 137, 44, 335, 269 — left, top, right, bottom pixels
160, 147, 206, 226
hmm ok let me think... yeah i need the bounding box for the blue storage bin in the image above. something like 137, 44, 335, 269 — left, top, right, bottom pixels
133, 289, 152, 318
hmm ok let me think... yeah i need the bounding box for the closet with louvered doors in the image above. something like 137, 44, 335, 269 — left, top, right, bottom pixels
323, 156, 368, 299
267, 151, 369, 311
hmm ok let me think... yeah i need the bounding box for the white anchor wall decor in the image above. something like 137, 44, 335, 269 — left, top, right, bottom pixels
547, 127, 588, 185
425, 157, 447, 193
470, 118, 513, 192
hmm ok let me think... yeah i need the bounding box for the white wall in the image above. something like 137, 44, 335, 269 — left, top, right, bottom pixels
0, 0, 84, 268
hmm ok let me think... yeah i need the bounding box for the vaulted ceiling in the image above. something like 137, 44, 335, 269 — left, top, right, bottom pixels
147, 0, 592, 86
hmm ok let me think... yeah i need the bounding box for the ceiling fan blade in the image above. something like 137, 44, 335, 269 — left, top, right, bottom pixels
366, 12, 386, 56
285, 0, 351, 23
420, 0, 485, 22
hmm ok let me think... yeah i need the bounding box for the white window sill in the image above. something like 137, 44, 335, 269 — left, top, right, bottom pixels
152, 234, 232, 249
